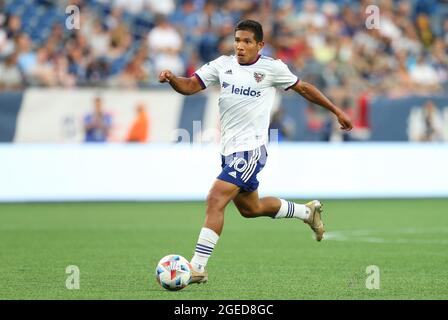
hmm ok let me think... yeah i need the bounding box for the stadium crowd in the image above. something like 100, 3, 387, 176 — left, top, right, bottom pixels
0, 0, 447, 92
0, 0, 447, 140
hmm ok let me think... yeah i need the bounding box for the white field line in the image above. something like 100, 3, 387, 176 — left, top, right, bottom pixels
323, 228, 448, 245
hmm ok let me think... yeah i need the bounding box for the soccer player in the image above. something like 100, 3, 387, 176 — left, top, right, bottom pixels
159, 20, 353, 284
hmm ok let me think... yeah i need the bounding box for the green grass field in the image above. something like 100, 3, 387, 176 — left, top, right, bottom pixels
0, 199, 447, 300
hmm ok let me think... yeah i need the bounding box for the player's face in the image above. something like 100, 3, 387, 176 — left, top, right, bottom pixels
234, 30, 264, 64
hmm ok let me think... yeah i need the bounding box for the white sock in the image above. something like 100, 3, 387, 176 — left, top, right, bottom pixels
274, 199, 310, 221
190, 227, 219, 273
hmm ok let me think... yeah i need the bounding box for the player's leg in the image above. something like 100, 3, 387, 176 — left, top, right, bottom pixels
231, 145, 325, 241
190, 179, 240, 283
233, 189, 281, 218
233, 190, 310, 220
233, 190, 325, 241
204, 179, 240, 235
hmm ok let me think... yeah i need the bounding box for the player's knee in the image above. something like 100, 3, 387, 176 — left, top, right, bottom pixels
238, 206, 260, 218
238, 207, 254, 218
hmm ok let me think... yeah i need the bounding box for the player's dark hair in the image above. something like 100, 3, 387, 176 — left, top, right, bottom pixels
235, 19, 263, 42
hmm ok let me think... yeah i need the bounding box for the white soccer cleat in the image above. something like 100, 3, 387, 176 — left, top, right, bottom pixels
304, 200, 325, 241
189, 268, 208, 284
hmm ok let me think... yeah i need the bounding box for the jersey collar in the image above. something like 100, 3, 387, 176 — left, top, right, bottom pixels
238, 54, 261, 66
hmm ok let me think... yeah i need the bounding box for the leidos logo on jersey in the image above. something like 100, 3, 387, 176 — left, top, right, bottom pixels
230, 85, 261, 97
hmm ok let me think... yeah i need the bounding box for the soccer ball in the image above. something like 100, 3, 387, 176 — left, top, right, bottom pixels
155, 254, 192, 291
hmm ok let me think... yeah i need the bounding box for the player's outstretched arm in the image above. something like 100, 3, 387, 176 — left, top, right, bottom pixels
158, 70, 203, 96
291, 81, 353, 131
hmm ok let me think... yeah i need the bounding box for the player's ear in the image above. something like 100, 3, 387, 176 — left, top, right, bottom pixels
257, 41, 264, 51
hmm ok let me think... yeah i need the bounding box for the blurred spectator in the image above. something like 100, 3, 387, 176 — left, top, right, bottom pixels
126, 102, 150, 143
415, 13, 434, 49
0, 26, 15, 58
15, 33, 34, 74
197, 0, 228, 62
113, 0, 146, 15
107, 23, 131, 60
84, 96, 112, 142
66, 45, 87, 85
0, 0, 5, 26
296, 0, 327, 29
16, 34, 58, 86
170, 0, 203, 55
146, 0, 175, 16
0, 53, 23, 89
444, 20, 448, 46
87, 21, 110, 58
409, 54, 440, 90
30, 47, 57, 86
110, 46, 150, 87
291, 52, 325, 89
54, 54, 76, 87
430, 38, 448, 86
105, 7, 123, 31
377, 8, 401, 41
408, 100, 444, 142
153, 51, 185, 78
148, 14, 184, 77
313, 35, 337, 64
147, 14, 182, 53
5, 14, 22, 39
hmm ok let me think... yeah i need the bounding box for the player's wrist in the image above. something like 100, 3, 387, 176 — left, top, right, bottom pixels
333, 108, 345, 118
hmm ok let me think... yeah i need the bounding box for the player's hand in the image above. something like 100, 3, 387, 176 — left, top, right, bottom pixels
159, 70, 173, 83
337, 112, 353, 131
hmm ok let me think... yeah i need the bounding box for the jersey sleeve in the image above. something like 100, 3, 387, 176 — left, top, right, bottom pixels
194, 56, 223, 89
272, 60, 299, 90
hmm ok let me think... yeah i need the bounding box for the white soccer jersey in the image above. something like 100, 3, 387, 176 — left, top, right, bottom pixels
194, 54, 299, 156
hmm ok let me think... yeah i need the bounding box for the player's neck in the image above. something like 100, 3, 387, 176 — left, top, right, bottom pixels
238, 54, 261, 66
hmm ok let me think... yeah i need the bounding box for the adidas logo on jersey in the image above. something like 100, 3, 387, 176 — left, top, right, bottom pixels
225, 69, 233, 74
228, 171, 237, 178
231, 85, 261, 97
